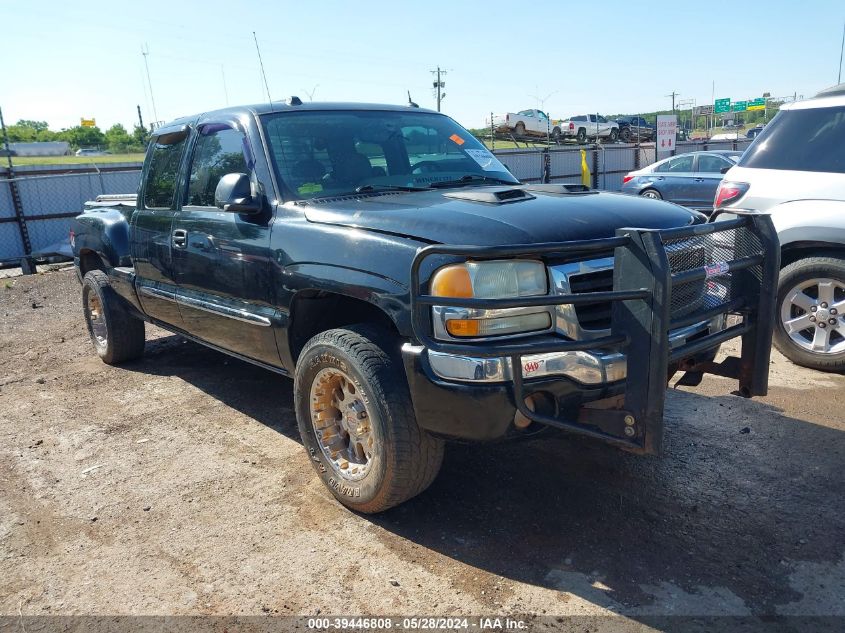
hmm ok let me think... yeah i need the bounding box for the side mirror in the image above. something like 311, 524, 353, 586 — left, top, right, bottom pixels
214, 173, 262, 214
720, 166, 731, 174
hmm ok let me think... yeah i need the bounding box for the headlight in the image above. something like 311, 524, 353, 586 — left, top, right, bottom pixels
431, 260, 547, 299
429, 260, 551, 338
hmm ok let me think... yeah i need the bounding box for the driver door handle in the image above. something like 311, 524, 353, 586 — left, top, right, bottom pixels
172, 229, 187, 248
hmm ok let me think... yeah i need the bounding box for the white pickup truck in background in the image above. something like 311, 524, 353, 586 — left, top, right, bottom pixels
557, 114, 620, 143
487, 109, 561, 138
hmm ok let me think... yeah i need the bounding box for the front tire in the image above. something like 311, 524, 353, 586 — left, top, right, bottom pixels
294, 325, 445, 513
773, 257, 845, 371
608, 128, 619, 142
82, 270, 145, 365
619, 127, 631, 143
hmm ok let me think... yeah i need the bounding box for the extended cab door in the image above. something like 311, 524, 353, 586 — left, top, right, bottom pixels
170, 119, 281, 366
534, 110, 548, 135
131, 126, 190, 327
597, 115, 610, 136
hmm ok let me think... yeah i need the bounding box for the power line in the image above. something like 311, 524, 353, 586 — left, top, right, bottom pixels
253, 31, 272, 106
141, 44, 159, 124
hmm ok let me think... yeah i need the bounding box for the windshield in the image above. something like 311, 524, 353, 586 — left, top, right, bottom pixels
261, 110, 518, 199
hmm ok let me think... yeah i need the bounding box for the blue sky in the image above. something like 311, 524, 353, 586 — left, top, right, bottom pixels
4, 0, 844, 132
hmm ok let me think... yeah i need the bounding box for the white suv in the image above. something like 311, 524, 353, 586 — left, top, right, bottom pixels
715, 84, 845, 371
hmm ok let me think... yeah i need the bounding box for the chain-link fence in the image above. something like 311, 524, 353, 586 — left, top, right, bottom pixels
0, 139, 754, 269
491, 139, 754, 189
0, 162, 142, 269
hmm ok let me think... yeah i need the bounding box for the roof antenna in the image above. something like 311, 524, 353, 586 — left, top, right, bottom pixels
407, 90, 419, 108
253, 31, 273, 111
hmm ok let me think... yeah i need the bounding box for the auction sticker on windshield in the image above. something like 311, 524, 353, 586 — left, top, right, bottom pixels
464, 148, 508, 172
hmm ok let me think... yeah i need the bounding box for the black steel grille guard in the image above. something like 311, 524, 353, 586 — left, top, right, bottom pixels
410, 214, 780, 455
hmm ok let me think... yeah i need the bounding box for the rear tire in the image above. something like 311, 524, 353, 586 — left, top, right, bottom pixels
773, 257, 845, 372
82, 270, 145, 365
619, 127, 631, 143
294, 325, 445, 513
608, 128, 619, 142
551, 127, 561, 141
514, 122, 526, 137
576, 128, 587, 144
640, 188, 662, 200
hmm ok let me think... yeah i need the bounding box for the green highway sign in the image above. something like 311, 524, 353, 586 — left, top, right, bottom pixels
714, 98, 731, 114
732, 101, 747, 112
747, 97, 766, 111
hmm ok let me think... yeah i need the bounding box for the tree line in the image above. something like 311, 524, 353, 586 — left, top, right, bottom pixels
4, 119, 150, 153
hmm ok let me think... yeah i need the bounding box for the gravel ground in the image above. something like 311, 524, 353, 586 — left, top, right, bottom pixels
1, 268, 844, 626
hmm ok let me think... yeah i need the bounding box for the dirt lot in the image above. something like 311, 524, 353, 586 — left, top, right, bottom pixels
1, 268, 844, 625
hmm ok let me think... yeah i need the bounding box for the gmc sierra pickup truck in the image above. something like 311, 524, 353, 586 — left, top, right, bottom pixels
72, 100, 779, 513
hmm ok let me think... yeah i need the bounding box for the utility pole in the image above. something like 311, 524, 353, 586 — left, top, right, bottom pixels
431, 67, 447, 112
141, 44, 159, 125
665, 91, 679, 113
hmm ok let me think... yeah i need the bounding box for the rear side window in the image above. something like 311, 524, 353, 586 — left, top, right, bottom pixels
740, 106, 845, 173
697, 154, 731, 173
186, 125, 250, 206
144, 134, 187, 209
655, 155, 693, 173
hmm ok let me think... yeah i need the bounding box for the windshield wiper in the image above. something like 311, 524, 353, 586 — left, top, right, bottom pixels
354, 183, 427, 193
427, 175, 519, 189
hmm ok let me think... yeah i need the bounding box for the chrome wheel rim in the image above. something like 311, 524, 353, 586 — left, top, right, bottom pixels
309, 368, 375, 481
641, 190, 660, 199
780, 277, 845, 355
86, 292, 108, 346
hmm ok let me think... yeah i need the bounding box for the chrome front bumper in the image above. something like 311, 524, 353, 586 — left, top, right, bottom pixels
421, 316, 727, 385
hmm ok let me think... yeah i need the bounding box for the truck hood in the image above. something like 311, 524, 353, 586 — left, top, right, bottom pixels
302, 185, 700, 245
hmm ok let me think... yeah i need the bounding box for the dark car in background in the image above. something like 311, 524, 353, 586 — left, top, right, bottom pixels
616, 116, 655, 142
620, 150, 742, 213
746, 124, 765, 139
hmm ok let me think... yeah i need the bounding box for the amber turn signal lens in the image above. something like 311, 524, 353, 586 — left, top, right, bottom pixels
430, 264, 473, 298
445, 319, 481, 337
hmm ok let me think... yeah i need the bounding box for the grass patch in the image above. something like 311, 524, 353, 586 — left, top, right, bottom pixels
10, 153, 145, 166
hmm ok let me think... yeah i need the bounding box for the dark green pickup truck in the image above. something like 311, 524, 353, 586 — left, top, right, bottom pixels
71, 100, 779, 512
